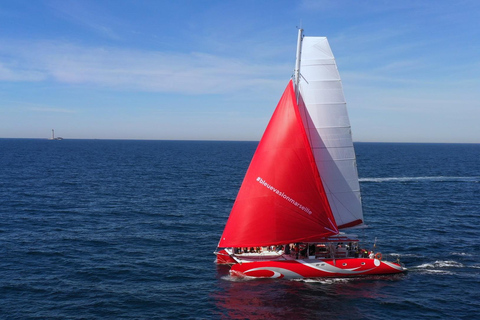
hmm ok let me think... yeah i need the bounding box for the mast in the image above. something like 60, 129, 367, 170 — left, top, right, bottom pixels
52, 129, 54, 140
294, 28, 304, 100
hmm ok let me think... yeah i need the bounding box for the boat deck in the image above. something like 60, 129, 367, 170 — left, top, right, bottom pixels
225, 242, 369, 264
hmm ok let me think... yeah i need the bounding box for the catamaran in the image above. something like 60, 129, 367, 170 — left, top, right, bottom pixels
215, 29, 406, 279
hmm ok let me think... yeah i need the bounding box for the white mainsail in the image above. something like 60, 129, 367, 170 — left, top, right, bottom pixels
298, 36, 364, 229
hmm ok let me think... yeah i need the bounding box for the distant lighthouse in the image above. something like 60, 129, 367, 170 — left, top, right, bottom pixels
49, 129, 63, 140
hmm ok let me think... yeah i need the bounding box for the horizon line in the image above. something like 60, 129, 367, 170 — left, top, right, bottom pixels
0, 137, 478, 145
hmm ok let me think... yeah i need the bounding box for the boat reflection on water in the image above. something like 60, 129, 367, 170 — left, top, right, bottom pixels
211, 268, 406, 319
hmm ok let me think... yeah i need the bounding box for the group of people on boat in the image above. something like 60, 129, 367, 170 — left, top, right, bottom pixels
231, 242, 379, 260
233, 245, 283, 254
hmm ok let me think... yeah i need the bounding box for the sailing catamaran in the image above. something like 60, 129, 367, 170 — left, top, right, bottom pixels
215, 29, 406, 279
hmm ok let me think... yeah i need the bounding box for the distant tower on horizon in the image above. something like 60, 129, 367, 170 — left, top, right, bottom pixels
49, 129, 63, 140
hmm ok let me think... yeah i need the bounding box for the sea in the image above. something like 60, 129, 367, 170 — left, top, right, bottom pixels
0, 139, 479, 319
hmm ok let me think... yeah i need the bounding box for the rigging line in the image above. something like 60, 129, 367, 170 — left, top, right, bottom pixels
300, 72, 309, 84
323, 179, 361, 223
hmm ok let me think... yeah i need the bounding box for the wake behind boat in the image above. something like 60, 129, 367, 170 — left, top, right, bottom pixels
215, 29, 406, 279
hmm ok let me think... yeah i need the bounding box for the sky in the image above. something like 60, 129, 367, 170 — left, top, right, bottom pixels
0, 0, 479, 143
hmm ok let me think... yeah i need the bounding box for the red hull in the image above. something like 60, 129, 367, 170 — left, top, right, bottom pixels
230, 258, 406, 279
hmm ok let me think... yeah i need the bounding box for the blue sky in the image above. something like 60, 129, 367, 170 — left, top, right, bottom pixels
1, 0, 479, 142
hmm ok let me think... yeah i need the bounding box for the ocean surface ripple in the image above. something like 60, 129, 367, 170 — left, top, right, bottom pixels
0, 140, 479, 319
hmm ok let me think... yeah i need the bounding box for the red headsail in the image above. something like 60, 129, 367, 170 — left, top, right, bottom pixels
218, 81, 338, 248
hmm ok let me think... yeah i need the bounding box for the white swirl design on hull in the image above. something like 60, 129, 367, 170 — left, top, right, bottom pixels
381, 260, 406, 271
298, 260, 376, 274
245, 267, 303, 279
238, 259, 406, 279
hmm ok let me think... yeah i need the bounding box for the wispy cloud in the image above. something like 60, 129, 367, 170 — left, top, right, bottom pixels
0, 40, 287, 94
0, 62, 45, 81
46, 0, 122, 40
0, 100, 78, 114
28, 107, 77, 113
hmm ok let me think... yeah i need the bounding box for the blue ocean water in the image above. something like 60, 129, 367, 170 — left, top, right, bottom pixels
0, 139, 479, 319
